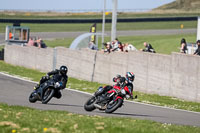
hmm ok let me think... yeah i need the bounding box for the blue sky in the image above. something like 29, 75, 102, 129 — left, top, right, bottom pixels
0, 0, 175, 11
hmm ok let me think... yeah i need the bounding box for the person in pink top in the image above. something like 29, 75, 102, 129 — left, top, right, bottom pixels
27, 38, 35, 46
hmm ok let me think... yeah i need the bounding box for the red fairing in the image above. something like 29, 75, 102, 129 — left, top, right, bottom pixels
113, 85, 121, 90
107, 90, 116, 94
115, 96, 123, 101
124, 86, 130, 94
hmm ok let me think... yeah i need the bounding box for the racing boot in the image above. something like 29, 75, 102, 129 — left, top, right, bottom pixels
34, 84, 40, 90
54, 90, 62, 99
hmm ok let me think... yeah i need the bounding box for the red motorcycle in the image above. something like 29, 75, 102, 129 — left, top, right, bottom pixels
84, 84, 137, 113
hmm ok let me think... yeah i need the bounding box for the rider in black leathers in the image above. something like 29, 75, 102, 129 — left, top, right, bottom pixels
34, 66, 68, 99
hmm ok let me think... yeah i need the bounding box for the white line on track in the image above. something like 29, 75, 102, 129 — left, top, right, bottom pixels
1, 71, 200, 115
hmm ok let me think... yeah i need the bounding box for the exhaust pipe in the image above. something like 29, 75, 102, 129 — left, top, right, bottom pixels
94, 104, 102, 109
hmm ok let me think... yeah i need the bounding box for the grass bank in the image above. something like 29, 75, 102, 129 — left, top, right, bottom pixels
0, 20, 197, 33
1, 103, 200, 133
0, 61, 200, 112
44, 34, 196, 55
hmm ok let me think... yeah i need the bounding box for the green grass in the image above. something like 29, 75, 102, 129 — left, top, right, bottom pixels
44, 38, 74, 48
0, 20, 197, 33
0, 45, 4, 51
1, 103, 199, 133
44, 34, 196, 55
0, 60, 200, 112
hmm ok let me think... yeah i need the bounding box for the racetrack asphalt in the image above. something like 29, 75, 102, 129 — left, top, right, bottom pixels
0, 73, 200, 127
0, 29, 196, 44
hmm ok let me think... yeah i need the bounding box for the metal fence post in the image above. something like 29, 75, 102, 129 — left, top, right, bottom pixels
197, 16, 200, 40
52, 48, 57, 70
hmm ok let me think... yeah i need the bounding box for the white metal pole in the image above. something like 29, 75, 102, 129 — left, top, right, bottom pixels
197, 17, 200, 40
111, 0, 117, 41
102, 0, 106, 49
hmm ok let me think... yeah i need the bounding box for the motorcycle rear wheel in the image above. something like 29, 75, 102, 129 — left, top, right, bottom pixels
84, 96, 96, 111
105, 98, 123, 113
42, 88, 55, 104
29, 92, 37, 103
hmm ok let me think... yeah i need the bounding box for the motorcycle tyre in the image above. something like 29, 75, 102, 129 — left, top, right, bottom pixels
84, 96, 96, 111
105, 98, 123, 113
42, 88, 55, 104
29, 92, 37, 103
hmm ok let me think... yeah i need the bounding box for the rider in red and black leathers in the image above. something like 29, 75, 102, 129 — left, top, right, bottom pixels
96, 72, 135, 98
113, 72, 135, 99
35, 66, 68, 99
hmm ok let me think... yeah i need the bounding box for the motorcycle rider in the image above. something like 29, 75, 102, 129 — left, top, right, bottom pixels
96, 72, 135, 99
34, 65, 68, 99
113, 72, 135, 99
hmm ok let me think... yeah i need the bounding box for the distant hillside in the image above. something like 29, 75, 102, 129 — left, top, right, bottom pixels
155, 0, 200, 10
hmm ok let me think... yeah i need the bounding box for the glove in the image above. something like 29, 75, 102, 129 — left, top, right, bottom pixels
120, 77, 126, 83
54, 82, 60, 88
45, 74, 50, 79
113, 77, 117, 82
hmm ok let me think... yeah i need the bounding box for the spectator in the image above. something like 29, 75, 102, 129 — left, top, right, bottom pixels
27, 37, 35, 46
141, 42, 156, 53
103, 42, 112, 53
180, 38, 187, 53
111, 38, 121, 52
124, 43, 137, 52
118, 43, 124, 52
88, 41, 98, 50
36, 38, 47, 48
194, 40, 200, 56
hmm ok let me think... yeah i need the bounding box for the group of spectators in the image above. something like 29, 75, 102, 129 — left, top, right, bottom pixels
102, 38, 137, 53
27, 37, 47, 48
93, 37, 200, 56
180, 38, 200, 56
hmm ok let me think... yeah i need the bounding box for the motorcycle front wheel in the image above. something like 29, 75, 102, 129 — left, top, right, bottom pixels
105, 98, 123, 113
84, 96, 96, 111
42, 88, 55, 104
29, 92, 37, 103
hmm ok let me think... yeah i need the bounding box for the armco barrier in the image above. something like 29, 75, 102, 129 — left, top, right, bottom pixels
4, 45, 200, 102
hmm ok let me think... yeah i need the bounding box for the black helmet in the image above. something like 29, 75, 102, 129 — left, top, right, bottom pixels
60, 66, 68, 75
126, 72, 135, 82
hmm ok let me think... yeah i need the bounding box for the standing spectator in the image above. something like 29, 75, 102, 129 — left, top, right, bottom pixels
194, 40, 200, 56
141, 42, 156, 53
180, 38, 187, 53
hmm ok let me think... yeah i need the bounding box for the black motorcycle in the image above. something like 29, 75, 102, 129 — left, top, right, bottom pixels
29, 78, 57, 104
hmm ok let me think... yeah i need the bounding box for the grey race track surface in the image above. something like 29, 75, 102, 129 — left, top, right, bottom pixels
0, 73, 200, 127
0, 29, 196, 43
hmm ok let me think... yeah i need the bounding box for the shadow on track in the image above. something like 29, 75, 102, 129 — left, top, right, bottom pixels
95, 111, 164, 118
46, 103, 83, 108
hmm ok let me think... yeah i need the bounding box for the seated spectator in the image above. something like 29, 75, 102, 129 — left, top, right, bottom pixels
118, 43, 124, 52
37, 38, 47, 48
88, 41, 98, 50
111, 38, 121, 52
180, 38, 187, 54
27, 37, 35, 46
141, 42, 156, 53
194, 40, 200, 56
124, 43, 137, 52
103, 42, 112, 53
